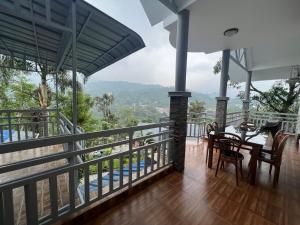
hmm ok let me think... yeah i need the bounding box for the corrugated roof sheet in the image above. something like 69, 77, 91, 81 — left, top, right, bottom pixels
0, 0, 145, 76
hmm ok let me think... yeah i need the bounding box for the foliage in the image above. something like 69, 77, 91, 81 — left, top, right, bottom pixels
213, 58, 222, 75
0, 55, 33, 85
250, 81, 300, 113
95, 93, 118, 125
212, 58, 300, 113
188, 100, 205, 114
60, 90, 98, 132
0, 75, 39, 109
117, 107, 138, 127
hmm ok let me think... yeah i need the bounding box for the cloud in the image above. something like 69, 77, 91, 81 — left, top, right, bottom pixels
86, 0, 222, 93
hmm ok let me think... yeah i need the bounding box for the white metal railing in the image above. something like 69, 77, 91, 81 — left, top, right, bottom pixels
226, 111, 243, 125
0, 121, 174, 225
186, 113, 207, 139
185, 110, 298, 139
249, 111, 297, 133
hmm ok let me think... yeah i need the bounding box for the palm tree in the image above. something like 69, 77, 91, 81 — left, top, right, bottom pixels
95, 93, 116, 120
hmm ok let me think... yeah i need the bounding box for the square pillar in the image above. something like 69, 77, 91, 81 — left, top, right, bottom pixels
169, 91, 191, 172
242, 100, 250, 121
216, 97, 229, 131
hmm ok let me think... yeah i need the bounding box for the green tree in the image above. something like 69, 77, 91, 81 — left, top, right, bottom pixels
249, 81, 300, 113
117, 107, 138, 127
188, 100, 205, 114
213, 59, 300, 113
95, 93, 118, 124
60, 90, 98, 132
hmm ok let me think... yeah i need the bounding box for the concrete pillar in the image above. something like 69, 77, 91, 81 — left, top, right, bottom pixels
169, 9, 190, 172
242, 71, 252, 121
169, 92, 191, 172
175, 10, 189, 92
215, 49, 230, 131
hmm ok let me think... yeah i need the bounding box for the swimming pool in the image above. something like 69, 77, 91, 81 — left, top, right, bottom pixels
0, 130, 10, 143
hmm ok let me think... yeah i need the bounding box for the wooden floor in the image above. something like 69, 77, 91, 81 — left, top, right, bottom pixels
81, 137, 300, 225
0, 145, 70, 225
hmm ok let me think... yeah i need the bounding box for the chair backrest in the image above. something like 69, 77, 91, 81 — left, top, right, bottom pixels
272, 130, 285, 152
273, 134, 289, 164
216, 132, 242, 157
240, 121, 256, 131
212, 121, 219, 131
206, 123, 214, 137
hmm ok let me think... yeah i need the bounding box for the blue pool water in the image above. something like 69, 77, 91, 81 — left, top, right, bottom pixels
0, 130, 10, 143
79, 160, 150, 195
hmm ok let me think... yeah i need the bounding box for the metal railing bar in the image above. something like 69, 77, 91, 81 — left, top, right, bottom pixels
0, 121, 173, 153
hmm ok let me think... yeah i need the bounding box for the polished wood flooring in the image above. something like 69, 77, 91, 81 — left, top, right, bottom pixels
0, 145, 70, 225
80, 137, 300, 225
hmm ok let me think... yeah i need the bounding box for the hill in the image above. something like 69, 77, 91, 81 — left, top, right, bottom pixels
84, 80, 242, 122
84, 80, 216, 109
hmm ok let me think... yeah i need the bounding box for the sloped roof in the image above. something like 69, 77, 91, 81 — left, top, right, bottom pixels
0, 0, 145, 76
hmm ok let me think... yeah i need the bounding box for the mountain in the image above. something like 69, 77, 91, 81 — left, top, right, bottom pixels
84, 80, 217, 109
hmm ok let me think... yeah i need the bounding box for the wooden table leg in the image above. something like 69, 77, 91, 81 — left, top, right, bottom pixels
207, 137, 214, 168
249, 145, 260, 185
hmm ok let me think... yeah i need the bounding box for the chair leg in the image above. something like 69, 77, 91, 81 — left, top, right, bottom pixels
221, 161, 225, 170
215, 155, 221, 177
235, 163, 239, 186
258, 160, 262, 168
240, 160, 243, 178
206, 146, 209, 163
273, 166, 280, 187
269, 165, 272, 175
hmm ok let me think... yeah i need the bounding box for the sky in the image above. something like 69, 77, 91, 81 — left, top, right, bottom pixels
84, 0, 274, 96
85, 0, 223, 94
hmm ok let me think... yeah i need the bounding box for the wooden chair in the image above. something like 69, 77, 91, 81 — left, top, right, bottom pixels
215, 132, 243, 186
239, 121, 256, 132
212, 121, 219, 131
206, 123, 215, 163
260, 130, 284, 173
258, 133, 289, 187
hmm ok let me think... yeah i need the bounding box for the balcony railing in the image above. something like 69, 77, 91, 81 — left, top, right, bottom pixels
0, 109, 87, 144
0, 109, 60, 143
249, 111, 297, 133
0, 121, 174, 225
186, 110, 298, 139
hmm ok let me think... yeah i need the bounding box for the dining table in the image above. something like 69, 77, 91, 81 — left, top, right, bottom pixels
207, 125, 272, 185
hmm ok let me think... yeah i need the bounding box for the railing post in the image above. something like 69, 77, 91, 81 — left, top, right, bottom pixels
128, 130, 133, 188
25, 183, 39, 225
68, 141, 78, 196
8, 112, 12, 142
0, 192, 4, 225
2, 189, 14, 225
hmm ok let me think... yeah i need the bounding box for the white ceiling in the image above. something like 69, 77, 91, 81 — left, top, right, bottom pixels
141, 0, 300, 82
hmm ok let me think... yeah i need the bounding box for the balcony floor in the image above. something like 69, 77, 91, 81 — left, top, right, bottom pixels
0, 145, 71, 225
80, 138, 300, 225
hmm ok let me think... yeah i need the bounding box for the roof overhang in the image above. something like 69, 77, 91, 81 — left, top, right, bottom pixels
141, 0, 300, 82
0, 0, 145, 76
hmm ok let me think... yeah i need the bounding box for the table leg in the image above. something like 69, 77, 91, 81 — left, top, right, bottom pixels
207, 137, 214, 168
249, 145, 260, 185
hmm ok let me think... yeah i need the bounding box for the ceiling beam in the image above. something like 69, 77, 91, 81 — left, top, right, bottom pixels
158, 0, 178, 14
0, 1, 72, 32
45, 0, 51, 22
230, 55, 248, 72
55, 12, 93, 72
29, 0, 41, 67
